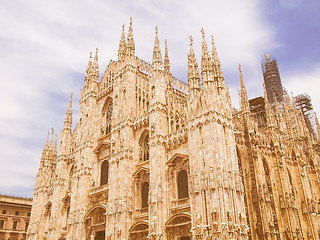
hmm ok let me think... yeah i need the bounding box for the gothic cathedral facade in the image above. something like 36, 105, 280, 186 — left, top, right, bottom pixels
27, 20, 320, 240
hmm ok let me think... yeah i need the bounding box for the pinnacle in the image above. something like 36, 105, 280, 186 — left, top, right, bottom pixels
152, 26, 163, 70
68, 92, 73, 110
118, 23, 127, 62
188, 35, 200, 91
89, 51, 92, 65
64, 92, 73, 130
239, 64, 250, 113
200, 28, 212, 80
188, 35, 195, 58
239, 64, 245, 88
211, 36, 218, 60
164, 39, 170, 74
94, 47, 98, 62
211, 35, 223, 79
201, 28, 209, 58
126, 17, 135, 57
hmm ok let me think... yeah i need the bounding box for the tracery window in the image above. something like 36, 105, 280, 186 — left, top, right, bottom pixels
178, 170, 189, 199
141, 182, 149, 208
100, 160, 109, 186
106, 102, 113, 134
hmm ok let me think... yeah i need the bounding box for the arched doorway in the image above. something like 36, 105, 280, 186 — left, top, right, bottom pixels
165, 213, 191, 240
84, 205, 106, 240
129, 221, 149, 240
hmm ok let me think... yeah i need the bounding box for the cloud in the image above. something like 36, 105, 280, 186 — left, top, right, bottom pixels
0, 0, 291, 197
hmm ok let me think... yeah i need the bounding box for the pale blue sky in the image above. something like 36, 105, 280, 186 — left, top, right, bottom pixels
0, 0, 319, 197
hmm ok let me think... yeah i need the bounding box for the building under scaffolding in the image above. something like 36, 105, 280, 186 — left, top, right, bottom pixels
249, 96, 267, 128
294, 93, 318, 138
261, 54, 284, 105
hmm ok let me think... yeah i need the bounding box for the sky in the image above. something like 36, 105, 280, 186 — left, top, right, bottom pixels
0, 0, 319, 198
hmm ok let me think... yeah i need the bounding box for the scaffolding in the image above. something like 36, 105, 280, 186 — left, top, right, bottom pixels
261, 54, 284, 105
294, 93, 318, 138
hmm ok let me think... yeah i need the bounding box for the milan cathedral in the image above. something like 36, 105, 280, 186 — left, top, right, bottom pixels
27, 19, 320, 240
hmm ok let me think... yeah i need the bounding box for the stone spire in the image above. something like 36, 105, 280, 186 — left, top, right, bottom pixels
85, 51, 93, 83
152, 26, 163, 71
64, 93, 73, 130
239, 64, 250, 114
188, 36, 200, 92
118, 24, 127, 62
126, 17, 135, 58
164, 40, 170, 75
200, 28, 213, 84
93, 48, 99, 82
42, 128, 54, 168
40, 131, 50, 168
211, 36, 224, 89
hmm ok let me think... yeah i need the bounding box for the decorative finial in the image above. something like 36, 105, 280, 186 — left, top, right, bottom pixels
90, 51, 92, 59
239, 64, 242, 72
130, 17, 132, 26
122, 24, 125, 31
155, 26, 158, 35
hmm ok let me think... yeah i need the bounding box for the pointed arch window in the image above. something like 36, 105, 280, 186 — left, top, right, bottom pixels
178, 170, 189, 199
141, 182, 149, 208
106, 102, 113, 134
100, 160, 109, 186
45, 202, 52, 218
